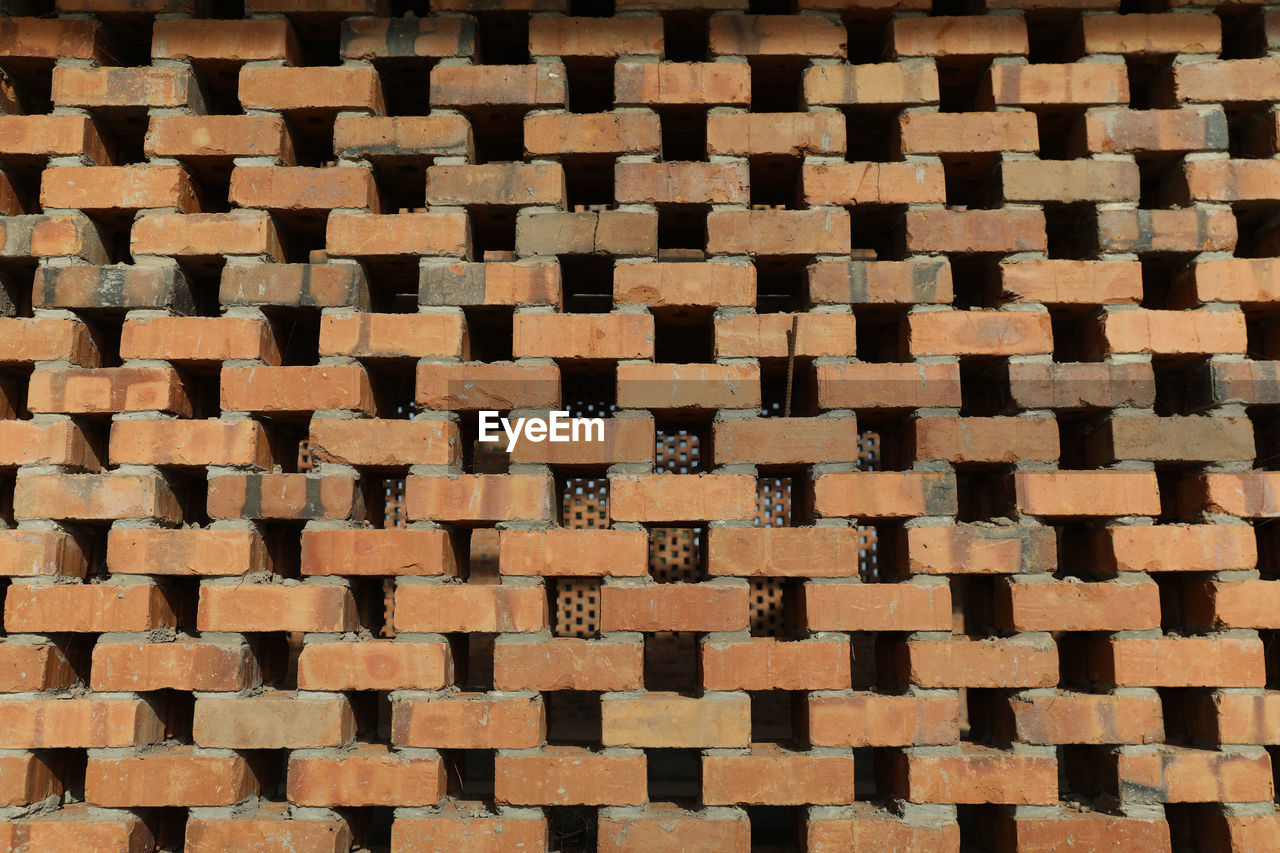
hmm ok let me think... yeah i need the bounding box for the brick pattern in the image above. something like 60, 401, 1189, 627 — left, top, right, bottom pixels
1, 1, 1279, 851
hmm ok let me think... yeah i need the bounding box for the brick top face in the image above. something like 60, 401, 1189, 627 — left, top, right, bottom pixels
0, 2, 1275, 850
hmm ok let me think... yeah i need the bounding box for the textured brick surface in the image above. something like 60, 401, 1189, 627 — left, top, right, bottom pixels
0, 2, 1277, 852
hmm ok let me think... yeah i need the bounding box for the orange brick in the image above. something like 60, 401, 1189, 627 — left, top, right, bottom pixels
703, 745, 857, 806
898, 111, 1039, 154
426, 162, 566, 206
499, 529, 649, 577
392, 693, 546, 750
207, 473, 360, 520
911, 416, 1060, 463
615, 61, 749, 105
616, 362, 761, 410
229, 165, 379, 212
496, 747, 646, 807
707, 527, 865, 578
804, 62, 939, 106
239, 65, 384, 114
394, 582, 547, 633
600, 581, 750, 632
85, 747, 256, 807
808, 693, 959, 747
14, 472, 181, 522
894, 745, 1057, 805
615, 161, 748, 204
707, 112, 846, 156
813, 471, 957, 518
601, 692, 750, 748
805, 580, 952, 631
297, 639, 452, 690
1003, 691, 1164, 745
405, 474, 554, 524
709, 13, 846, 56
145, 115, 295, 162
714, 312, 857, 358
525, 111, 661, 155
1014, 470, 1161, 517
996, 578, 1160, 632
131, 211, 284, 261
1091, 636, 1264, 687
892, 15, 1027, 57
983, 62, 1129, 107
900, 635, 1058, 688
221, 364, 375, 415
1000, 259, 1142, 305
91, 638, 258, 692
193, 692, 355, 749
197, 583, 358, 632
288, 745, 446, 807
702, 636, 852, 691
513, 313, 654, 360
707, 209, 851, 255
309, 418, 460, 468
0, 697, 163, 749
494, 636, 645, 691
108, 528, 267, 577
119, 316, 281, 364
609, 473, 757, 522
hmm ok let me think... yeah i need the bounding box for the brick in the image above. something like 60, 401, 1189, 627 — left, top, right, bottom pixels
197, 583, 358, 632
905, 209, 1047, 254
900, 635, 1059, 688
131, 211, 285, 262
601, 692, 749, 747
186, 809, 352, 853
702, 636, 852, 690
335, 115, 472, 161
1000, 259, 1142, 305
341, 16, 475, 59
998, 811, 1173, 853
427, 162, 565, 206
495, 636, 645, 691
817, 361, 961, 409
807, 805, 959, 853
120, 316, 280, 364
52, 65, 202, 111
706, 526, 864, 578
0, 753, 60, 806
609, 473, 757, 522
309, 418, 461, 467
911, 416, 1060, 463
500, 529, 649, 576
496, 747, 647, 806
35, 264, 194, 312
531, 16, 664, 56
1095, 415, 1254, 464
421, 259, 561, 307
1000, 158, 1139, 203
616, 362, 761, 410
599, 805, 750, 853
153, 18, 300, 63
1, 214, 108, 262
898, 111, 1039, 154
394, 582, 547, 633
85, 747, 256, 807
615, 161, 748, 204
0, 317, 98, 365
703, 745, 857, 806
0, 420, 98, 469
713, 416, 860, 465
894, 745, 1057, 805
1166, 58, 1280, 104
416, 361, 561, 411
525, 111, 661, 155
193, 692, 356, 749
0, 18, 105, 62
1090, 636, 1265, 687
892, 15, 1027, 57
1096, 523, 1256, 574
1075, 106, 1227, 154
229, 165, 380, 212
327, 211, 469, 258
391, 806, 547, 853
1116, 747, 1273, 803
1014, 470, 1161, 517
297, 638, 452, 690
1178, 258, 1280, 305
0, 115, 112, 164
809, 693, 959, 747
239, 66, 385, 114
805, 579, 952, 631
707, 208, 851, 255
14, 472, 182, 522
615, 61, 749, 105
804, 62, 939, 106
1096, 208, 1236, 253
0, 642, 74, 692
1187, 691, 1280, 745
1080, 12, 1220, 55
513, 312, 654, 359
145, 115, 295, 163
207, 473, 360, 520
710, 13, 845, 56
405, 474, 554, 523
516, 209, 656, 256
600, 581, 749, 631
1183, 472, 1280, 517
1008, 360, 1156, 410
1100, 308, 1247, 356
714, 312, 857, 357
1003, 691, 1165, 745
907, 524, 1056, 575
288, 744, 447, 807
707, 112, 846, 156
393, 693, 545, 749
983, 62, 1128, 107
221, 364, 375, 414
995, 578, 1160, 631
17, 808, 155, 853
431, 63, 566, 107
813, 471, 957, 518
108, 528, 267, 576
0, 697, 164, 748
1173, 158, 1280, 203
804, 161, 945, 205
91, 636, 257, 695
1185, 579, 1280, 629
29, 367, 189, 416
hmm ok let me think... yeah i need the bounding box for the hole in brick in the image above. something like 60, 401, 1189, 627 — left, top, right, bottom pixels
448, 748, 495, 799
949, 255, 998, 309
944, 160, 993, 209
462, 306, 514, 362
644, 631, 699, 691
1136, 156, 1178, 209
656, 204, 707, 251
1125, 56, 1167, 112
466, 528, 501, 582
563, 156, 616, 208
762, 363, 818, 419
659, 107, 707, 161
852, 308, 903, 363
844, 108, 895, 162
1056, 412, 1101, 469
379, 60, 434, 116
959, 359, 1011, 417
547, 806, 598, 853
860, 522, 896, 581
564, 365, 617, 418
469, 207, 518, 257
750, 156, 801, 208
560, 256, 615, 313
1044, 202, 1095, 259
749, 0, 793, 12
477, 11, 530, 64
955, 469, 1015, 523
551, 577, 602, 638
937, 60, 983, 113
848, 203, 902, 260
1026, 11, 1075, 63
1152, 360, 1209, 416
1050, 311, 1094, 363
276, 313, 322, 366
354, 576, 394, 636
647, 749, 701, 802
654, 315, 713, 363
844, 14, 889, 64
655, 425, 707, 473
755, 255, 807, 312
349, 807, 396, 852
649, 526, 706, 583
290, 120, 339, 168
664, 12, 708, 61
747, 807, 800, 850
566, 59, 614, 114
1227, 106, 1276, 159
472, 109, 526, 164
957, 575, 997, 636
559, 476, 609, 529
146, 807, 190, 851
956, 805, 1004, 850
460, 633, 496, 690
749, 577, 797, 637
750, 691, 800, 743
545, 691, 602, 744
851, 747, 884, 800
750, 57, 806, 113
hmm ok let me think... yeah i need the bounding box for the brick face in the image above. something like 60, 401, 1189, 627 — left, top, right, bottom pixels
0, 2, 1273, 851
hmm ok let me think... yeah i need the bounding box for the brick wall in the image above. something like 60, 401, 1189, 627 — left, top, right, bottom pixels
0, 0, 1279, 851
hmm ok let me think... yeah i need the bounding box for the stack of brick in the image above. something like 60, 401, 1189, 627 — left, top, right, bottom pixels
0, 0, 1278, 851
